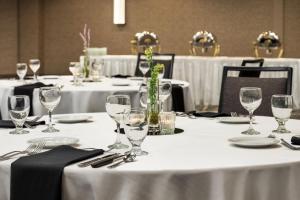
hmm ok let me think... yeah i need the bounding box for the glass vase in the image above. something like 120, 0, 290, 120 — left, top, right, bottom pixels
147, 80, 160, 135
82, 49, 90, 78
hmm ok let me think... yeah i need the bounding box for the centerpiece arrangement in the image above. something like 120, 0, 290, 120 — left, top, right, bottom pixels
79, 24, 91, 78
144, 47, 165, 135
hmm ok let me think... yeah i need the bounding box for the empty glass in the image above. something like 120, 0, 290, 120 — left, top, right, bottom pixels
16, 63, 28, 81
138, 83, 148, 109
139, 61, 150, 82
8, 95, 30, 134
39, 86, 62, 133
159, 81, 172, 111
29, 59, 40, 81
91, 59, 104, 81
159, 112, 176, 135
271, 95, 293, 133
69, 62, 83, 86
240, 87, 262, 135
105, 95, 131, 149
124, 109, 149, 156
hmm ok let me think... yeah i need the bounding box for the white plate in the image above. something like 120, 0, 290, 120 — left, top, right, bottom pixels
55, 115, 92, 123
111, 79, 131, 86
28, 137, 79, 148
229, 137, 280, 148
218, 116, 251, 123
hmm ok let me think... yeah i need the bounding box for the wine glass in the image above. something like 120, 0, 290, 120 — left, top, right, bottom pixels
124, 109, 149, 156
39, 86, 62, 133
271, 95, 293, 133
105, 95, 131, 149
16, 63, 28, 81
139, 83, 148, 109
29, 59, 40, 81
8, 95, 30, 134
159, 81, 172, 111
139, 61, 150, 82
239, 87, 262, 135
91, 59, 104, 81
69, 62, 79, 85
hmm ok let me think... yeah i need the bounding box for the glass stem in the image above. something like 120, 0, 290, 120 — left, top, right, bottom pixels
16, 124, 23, 133
249, 111, 253, 130
115, 122, 121, 144
48, 110, 53, 128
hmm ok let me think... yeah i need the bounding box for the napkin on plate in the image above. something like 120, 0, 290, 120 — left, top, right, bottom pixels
14, 82, 53, 116
171, 84, 185, 112
111, 74, 132, 78
0, 120, 45, 128
11, 145, 104, 200
291, 136, 300, 145
189, 111, 230, 118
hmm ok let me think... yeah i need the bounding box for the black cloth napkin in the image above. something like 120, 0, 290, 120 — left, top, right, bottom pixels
112, 74, 132, 78
291, 136, 300, 145
11, 145, 104, 200
14, 82, 53, 116
171, 84, 185, 112
189, 111, 230, 118
0, 120, 45, 128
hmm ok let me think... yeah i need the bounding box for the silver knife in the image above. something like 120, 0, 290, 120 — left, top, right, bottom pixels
78, 153, 120, 167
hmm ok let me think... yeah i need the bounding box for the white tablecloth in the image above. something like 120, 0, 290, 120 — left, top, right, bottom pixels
0, 113, 300, 200
0, 76, 194, 119
90, 55, 300, 108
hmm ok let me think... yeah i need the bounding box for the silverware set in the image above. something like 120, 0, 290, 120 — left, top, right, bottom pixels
0, 142, 45, 161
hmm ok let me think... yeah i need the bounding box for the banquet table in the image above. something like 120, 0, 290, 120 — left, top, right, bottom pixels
90, 55, 300, 109
0, 76, 194, 119
0, 113, 300, 200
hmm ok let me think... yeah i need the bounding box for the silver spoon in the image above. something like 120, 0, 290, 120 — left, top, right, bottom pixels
107, 153, 136, 169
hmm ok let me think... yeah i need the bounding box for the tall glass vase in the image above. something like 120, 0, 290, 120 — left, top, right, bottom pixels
82, 49, 90, 78
147, 80, 160, 135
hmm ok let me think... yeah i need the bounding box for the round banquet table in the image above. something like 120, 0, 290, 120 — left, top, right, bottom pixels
0, 76, 194, 119
0, 113, 300, 200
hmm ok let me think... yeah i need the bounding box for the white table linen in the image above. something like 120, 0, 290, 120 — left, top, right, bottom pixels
90, 55, 300, 108
0, 76, 194, 119
0, 113, 300, 200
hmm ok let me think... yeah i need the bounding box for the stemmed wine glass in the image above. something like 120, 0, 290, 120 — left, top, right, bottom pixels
105, 95, 131, 149
159, 81, 172, 111
139, 61, 150, 82
29, 59, 40, 81
124, 109, 149, 156
39, 86, 62, 133
240, 87, 262, 135
271, 95, 293, 133
16, 63, 28, 81
8, 95, 30, 134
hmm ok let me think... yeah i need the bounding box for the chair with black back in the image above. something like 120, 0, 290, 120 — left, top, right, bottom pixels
239, 58, 264, 77
135, 53, 175, 79
219, 66, 293, 116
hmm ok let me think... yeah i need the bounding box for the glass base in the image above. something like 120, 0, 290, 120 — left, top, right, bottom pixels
42, 125, 59, 133
127, 149, 148, 156
108, 142, 129, 149
241, 128, 260, 135
272, 128, 291, 134
9, 129, 29, 134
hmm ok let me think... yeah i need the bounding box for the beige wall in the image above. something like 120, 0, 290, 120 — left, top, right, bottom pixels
0, 0, 300, 75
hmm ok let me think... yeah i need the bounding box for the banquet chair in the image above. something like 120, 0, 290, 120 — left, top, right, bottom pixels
219, 66, 293, 116
239, 58, 264, 77
135, 53, 175, 79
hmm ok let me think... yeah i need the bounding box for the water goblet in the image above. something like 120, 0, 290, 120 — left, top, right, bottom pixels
29, 59, 40, 81
138, 83, 148, 109
8, 95, 30, 134
105, 95, 131, 149
91, 59, 104, 81
16, 63, 28, 81
240, 87, 262, 135
139, 61, 150, 82
39, 86, 62, 133
159, 81, 172, 111
124, 109, 149, 156
271, 95, 293, 133
69, 62, 79, 85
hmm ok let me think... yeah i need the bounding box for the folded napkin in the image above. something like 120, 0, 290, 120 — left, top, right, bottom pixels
171, 84, 185, 112
189, 111, 230, 118
14, 82, 53, 116
11, 145, 104, 200
0, 120, 45, 128
291, 136, 300, 145
111, 74, 132, 79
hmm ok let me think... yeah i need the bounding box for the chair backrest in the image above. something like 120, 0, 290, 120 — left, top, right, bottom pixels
135, 53, 175, 79
219, 66, 293, 116
239, 58, 264, 77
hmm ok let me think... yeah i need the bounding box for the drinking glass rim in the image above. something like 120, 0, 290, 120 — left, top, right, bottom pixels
272, 94, 293, 98
240, 87, 261, 91
16, 63, 27, 67
9, 95, 29, 99
29, 59, 40, 62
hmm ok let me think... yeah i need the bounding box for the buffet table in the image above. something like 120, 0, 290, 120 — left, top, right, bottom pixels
0, 113, 300, 200
90, 55, 300, 108
0, 76, 194, 120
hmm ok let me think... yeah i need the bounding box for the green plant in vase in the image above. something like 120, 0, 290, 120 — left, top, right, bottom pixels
145, 47, 164, 134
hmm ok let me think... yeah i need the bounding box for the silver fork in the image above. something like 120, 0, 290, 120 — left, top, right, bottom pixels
0, 142, 45, 160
